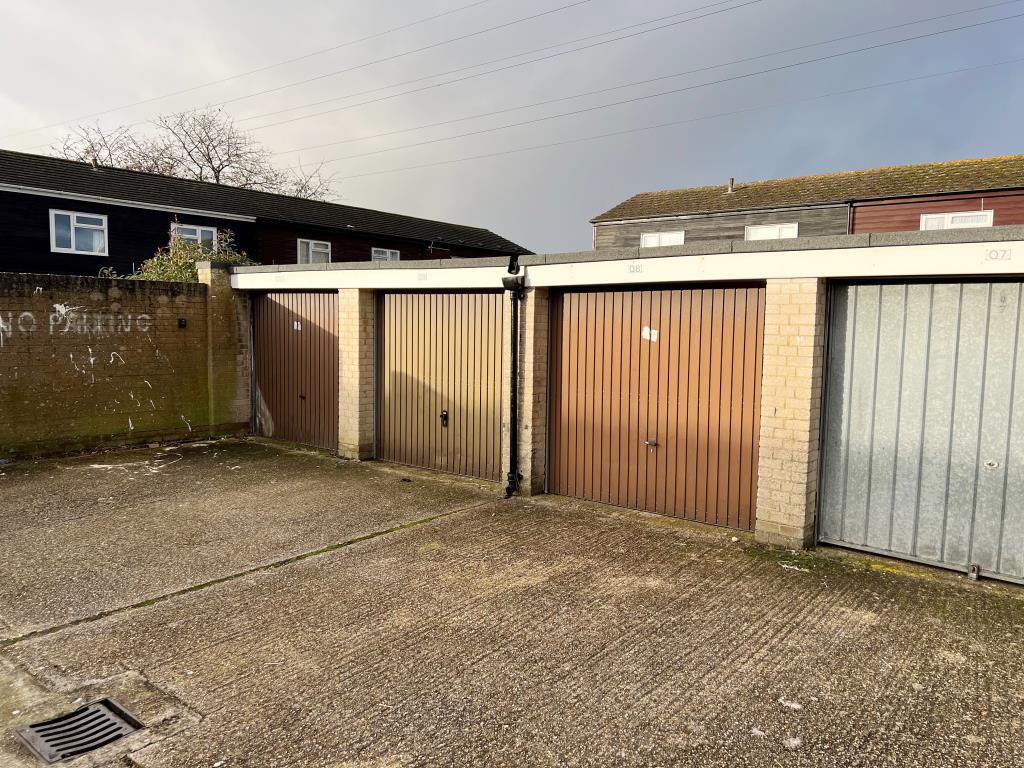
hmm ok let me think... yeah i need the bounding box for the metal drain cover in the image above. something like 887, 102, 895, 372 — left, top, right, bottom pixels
15, 699, 143, 764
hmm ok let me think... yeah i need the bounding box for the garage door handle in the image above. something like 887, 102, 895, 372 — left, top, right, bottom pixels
645, 439, 658, 447
440, 409, 449, 428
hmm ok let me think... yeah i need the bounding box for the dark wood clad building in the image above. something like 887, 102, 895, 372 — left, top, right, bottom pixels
593, 206, 848, 249
593, 155, 1024, 247
0, 150, 529, 277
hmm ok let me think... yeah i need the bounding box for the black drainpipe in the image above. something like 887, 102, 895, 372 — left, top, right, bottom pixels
502, 253, 525, 498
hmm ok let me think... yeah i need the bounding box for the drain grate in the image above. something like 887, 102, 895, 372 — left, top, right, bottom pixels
15, 699, 143, 764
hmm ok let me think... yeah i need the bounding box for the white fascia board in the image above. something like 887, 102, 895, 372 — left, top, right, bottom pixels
229, 241, 1024, 292
231, 266, 510, 290
527, 241, 1024, 287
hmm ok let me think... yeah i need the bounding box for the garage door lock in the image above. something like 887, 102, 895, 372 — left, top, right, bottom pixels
440, 409, 449, 428
644, 439, 658, 448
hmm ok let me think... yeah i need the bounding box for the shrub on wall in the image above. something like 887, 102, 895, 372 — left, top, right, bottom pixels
134, 228, 253, 282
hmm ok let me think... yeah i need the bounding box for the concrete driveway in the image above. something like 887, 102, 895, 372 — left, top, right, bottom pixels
1, 440, 1022, 767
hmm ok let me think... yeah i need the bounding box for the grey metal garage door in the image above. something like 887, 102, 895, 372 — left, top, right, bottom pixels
820, 281, 1024, 584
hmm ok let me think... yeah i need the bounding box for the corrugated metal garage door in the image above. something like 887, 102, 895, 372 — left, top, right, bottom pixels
252, 292, 338, 451
820, 281, 1024, 584
377, 291, 504, 481
549, 285, 765, 529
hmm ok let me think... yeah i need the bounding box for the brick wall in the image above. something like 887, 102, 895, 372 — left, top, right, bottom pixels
198, 263, 252, 431
754, 278, 827, 548
0, 266, 250, 458
520, 288, 549, 494
338, 288, 375, 459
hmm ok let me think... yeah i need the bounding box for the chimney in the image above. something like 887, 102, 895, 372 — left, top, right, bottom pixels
726, 177, 735, 193
89, 155, 99, 169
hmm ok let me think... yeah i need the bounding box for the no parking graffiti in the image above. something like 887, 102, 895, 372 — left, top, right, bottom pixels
0, 304, 153, 347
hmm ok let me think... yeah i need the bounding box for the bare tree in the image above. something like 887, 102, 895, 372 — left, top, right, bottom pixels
55, 108, 334, 200
54, 123, 146, 169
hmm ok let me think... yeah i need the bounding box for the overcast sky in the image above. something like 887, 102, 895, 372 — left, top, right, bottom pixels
1, 0, 1022, 253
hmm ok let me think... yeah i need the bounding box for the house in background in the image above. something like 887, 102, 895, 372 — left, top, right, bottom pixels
591, 155, 1024, 248
0, 149, 530, 277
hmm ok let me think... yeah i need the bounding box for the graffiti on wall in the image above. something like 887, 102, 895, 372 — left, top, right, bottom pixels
0, 303, 153, 347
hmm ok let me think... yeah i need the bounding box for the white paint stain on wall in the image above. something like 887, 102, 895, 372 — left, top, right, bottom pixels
51, 303, 81, 319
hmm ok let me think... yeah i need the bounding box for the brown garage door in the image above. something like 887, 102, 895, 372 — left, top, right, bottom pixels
252, 291, 339, 451
377, 291, 504, 481
549, 285, 765, 529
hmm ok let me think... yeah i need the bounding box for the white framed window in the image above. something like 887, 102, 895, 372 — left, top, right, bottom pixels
920, 210, 993, 231
172, 222, 217, 249
371, 247, 401, 262
640, 231, 685, 248
297, 239, 331, 264
744, 222, 799, 241
50, 210, 108, 255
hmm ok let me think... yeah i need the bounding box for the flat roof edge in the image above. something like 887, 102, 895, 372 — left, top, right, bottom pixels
229, 226, 1024, 274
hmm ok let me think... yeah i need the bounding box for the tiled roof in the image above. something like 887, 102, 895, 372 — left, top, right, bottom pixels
592, 155, 1024, 222
0, 149, 530, 254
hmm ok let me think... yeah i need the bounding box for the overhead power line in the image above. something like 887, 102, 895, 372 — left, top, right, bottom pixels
328, 57, 1024, 181
292, 9, 1024, 168
241, 0, 764, 131
0, 0, 501, 139
274, 0, 1024, 157
15, 0, 758, 152
212, 0, 597, 109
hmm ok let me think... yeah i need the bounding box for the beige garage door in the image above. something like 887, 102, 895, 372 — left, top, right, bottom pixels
377, 291, 504, 481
